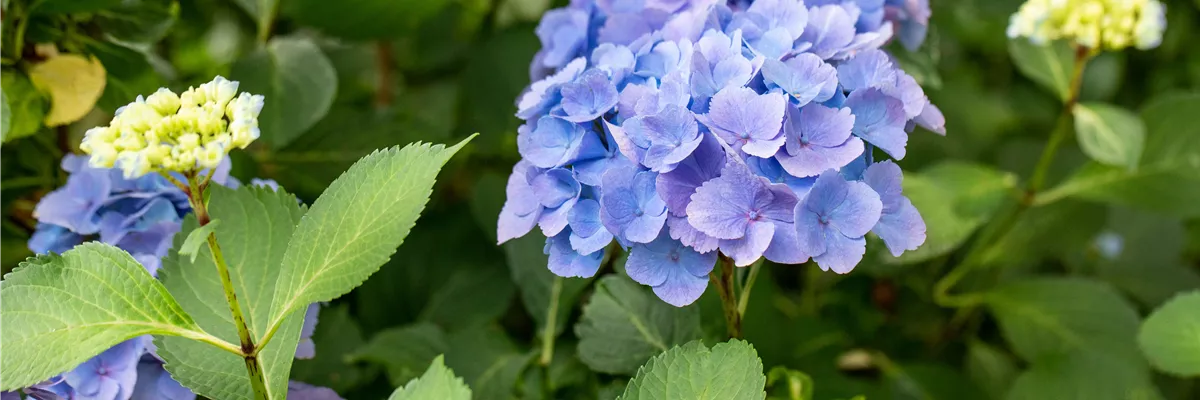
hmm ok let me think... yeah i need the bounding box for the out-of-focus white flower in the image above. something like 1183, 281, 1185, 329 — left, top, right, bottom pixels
1007, 0, 1166, 52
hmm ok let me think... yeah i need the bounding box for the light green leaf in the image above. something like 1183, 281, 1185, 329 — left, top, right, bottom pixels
889, 161, 1016, 264
0, 71, 46, 142
231, 37, 337, 149
1039, 93, 1200, 216
766, 366, 814, 400
281, 0, 451, 40
619, 339, 766, 400
576, 275, 703, 375
156, 185, 306, 400
389, 355, 472, 400
1138, 290, 1200, 377
1006, 351, 1161, 400
504, 233, 592, 338
966, 341, 1018, 400
1, 89, 10, 140
179, 220, 220, 263
230, 0, 278, 37
349, 322, 448, 386
1008, 38, 1075, 102
292, 304, 373, 392
266, 136, 475, 342
1073, 102, 1145, 169
0, 242, 203, 390
985, 277, 1141, 363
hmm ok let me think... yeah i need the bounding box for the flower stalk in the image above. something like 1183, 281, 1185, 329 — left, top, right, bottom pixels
180, 171, 270, 400
711, 255, 742, 339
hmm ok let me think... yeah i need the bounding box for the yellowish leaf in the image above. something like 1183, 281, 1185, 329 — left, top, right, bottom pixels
27, 54, 107, 127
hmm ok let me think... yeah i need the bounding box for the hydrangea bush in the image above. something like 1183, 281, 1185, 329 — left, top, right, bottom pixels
500, 0, 944, 308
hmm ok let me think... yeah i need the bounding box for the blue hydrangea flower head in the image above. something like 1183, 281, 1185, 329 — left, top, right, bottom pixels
502, 0, 943, 306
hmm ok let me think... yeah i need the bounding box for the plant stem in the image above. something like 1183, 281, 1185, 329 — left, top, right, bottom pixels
933, 45, 1092, 308
736, 260, 763, 316
710, 255, 742, 339
186, 172, 270, 400
539, 276, 562, 366
256, 0, 279, 45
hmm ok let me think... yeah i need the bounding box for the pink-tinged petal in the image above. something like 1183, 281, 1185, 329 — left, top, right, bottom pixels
656, 132, 725, 216
813, 231, 866, 274
703, 87, 786, 152
915, 101, 945, 135
686, 161, 761, 239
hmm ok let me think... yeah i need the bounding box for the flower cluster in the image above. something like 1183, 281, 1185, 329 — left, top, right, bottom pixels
1007, 0, 1166, 51
24, 155, 324, 400
80, 76, 264, 179
500, 0, 941, 307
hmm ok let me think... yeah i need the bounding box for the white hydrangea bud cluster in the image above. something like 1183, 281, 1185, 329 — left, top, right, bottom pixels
80, 76, 264, 178
1007, 0, 1166, 51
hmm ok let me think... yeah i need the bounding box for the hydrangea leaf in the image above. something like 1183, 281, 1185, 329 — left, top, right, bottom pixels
179, 219, 220, 263
1038, 93, 1200, 216
443, 326, 531, 400
156, 185, 306, 400
94, 0, 180, 43
1007, 38, 1075, 102
292, 303, 372, 392
1073, 102, 1145, 170
965, 341, 1018, 399
418, 266, 515, 332
282, 0, 451, 40
1138, 290, 1200, 377
266, 136, 475, 340
503, 233, 592, 338
618, 339, 766, 400
984, 278, 1142, 364
349, 322, 448, 386
231, 37, 337, 149
32, 0, 122, 14
0, 71, 46, 142
0, 89, 10, 141
388, 355, 472, 400
0, 242, 203, 390
229, 0, 278, 39
1005, 350, 1161, 400
27, 54, 106, 127
575, 275, 703, 375
888, 162, 1015, 264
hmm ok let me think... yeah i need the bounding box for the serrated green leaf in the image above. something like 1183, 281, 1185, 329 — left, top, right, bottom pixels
890, 161, 1016, 264
985, 277, 1142, 363
179, 219, 220, 263
1073, 102, 1145, 169
350, 322, 448, 386
266, 136, 475, 342
1005, 351, 1161, 400
619, 339, 766, 400
576, 275, 703, 375
157, 185, 306, 400
0, 71, 46, 142
1138, 290, 1200, 377
389, 355, 472, 400
231, 37, 337, 149
1008, 38, 1075, 102
0, 242, 203, 390
1039, 93, 1200, 216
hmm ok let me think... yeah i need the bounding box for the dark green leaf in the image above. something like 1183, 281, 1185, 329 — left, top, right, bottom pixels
1005, 351, 1160, 400
965, 341, 1018, 400
230, 36, 337, 149
443, 326, 531, 400
281, 0, 451, 40
292, 304, 374, 392
95, 0, 180, 43
419, 262, 515, 332
0, 71, 47, 142
504, 233, 592, 339
576, 275, 703, 375
349, 322, 448, 386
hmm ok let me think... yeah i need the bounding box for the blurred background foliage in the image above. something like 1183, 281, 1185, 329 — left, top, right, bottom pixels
2, 0, 1200, 399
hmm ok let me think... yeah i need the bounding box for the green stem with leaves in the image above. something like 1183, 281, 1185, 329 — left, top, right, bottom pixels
934, 45, 1093, 308
179, 172, 270, 400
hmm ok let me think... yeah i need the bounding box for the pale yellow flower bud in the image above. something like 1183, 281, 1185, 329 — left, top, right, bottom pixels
116, 151, 152, 179
196, 143, 225, 170
146, 88, 181, 115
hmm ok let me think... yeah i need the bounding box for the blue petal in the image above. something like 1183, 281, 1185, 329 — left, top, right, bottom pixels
626, 232, 716, 306
560, 69, 620, 123
812, 230, 866, 274
844, 88, 909, 159
798, 5, 857, 59
546, 231, 605, 278
761, 54, 838, 106
569, 199, 615, 254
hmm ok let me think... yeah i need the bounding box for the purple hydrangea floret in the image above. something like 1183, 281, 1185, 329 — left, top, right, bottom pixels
499, 0, 939, 307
